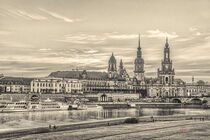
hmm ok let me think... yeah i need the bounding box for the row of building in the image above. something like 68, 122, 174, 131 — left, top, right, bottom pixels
0, 36, 210, 98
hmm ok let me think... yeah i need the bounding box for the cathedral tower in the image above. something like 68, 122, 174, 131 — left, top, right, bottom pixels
134, 34, 144, 81
108, 53, 117, 78
158, 37, 175, 85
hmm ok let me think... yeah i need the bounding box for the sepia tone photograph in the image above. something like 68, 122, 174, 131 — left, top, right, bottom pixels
0, 0, 210, 139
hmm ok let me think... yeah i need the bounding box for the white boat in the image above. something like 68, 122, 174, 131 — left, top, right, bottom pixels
28, 98, 69, 111
86, 104, 103, 110
68, 104, 103, 110
0, 101, 28, 112
0, 98, 69, 113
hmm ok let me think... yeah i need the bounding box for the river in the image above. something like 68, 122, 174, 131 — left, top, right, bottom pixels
0, 108, 210, 132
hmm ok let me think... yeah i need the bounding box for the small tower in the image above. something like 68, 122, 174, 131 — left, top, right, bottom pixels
119, 59, 124, 76
82, 70, 87, 79
134, 34, 144, 81
108, 53, 117, 78
192, 76, 195, 85
118, 59, 129, 79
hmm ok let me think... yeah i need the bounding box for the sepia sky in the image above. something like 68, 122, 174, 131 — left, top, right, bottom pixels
0, 0, 210, 82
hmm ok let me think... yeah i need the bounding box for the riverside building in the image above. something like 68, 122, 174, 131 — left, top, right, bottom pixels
30, 77, 82, 94
0, 77, 32, 93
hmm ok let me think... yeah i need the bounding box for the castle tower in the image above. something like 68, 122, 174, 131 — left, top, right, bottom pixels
108, 53, 117, 78
158, 37, 175, 85
134, 34, 144, 81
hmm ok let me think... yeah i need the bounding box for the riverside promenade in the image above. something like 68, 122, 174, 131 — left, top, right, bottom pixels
14, 119, 210, 140
1, 114, 210, 139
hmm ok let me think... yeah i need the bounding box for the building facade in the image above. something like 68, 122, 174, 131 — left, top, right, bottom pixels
0, 77, 32, 93
186, 79, 210, 96
30, 77, 82, 94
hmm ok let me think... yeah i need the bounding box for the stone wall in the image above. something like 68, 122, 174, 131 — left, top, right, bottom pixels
0, 93, 140, 102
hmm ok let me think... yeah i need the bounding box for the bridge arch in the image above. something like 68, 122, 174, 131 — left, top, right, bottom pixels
190, 98, 202, 104
172, 98, 182, 103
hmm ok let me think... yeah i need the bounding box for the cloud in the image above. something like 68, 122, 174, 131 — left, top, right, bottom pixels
5, 9, 47, 21
17, 10, 47, 20
175, 37, 193, 42
195, 32, 201, 36
0, 41, 32, 48
85, 49, 99, 54
105, 33, 138, 39
39, 8, 75, 23
58, 32, 140, 44
39, 48, 52, 51
57, 34, 106, 44
189, 27, 198, 32
146, 29, 178, 39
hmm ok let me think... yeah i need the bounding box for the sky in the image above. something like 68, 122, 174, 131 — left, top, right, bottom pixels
0, 0, 210, 82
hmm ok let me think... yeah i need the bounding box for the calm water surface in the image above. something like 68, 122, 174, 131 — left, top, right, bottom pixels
0, 108, 210, 131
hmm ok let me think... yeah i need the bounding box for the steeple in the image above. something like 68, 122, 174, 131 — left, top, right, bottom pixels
134, 34, 144, 81
164, 37, 170, 62
138, 34, 140, 49
192, 76, 195, 84
165, 36, 169, 48
137, 34, 142, 58
120, 59, 123, 68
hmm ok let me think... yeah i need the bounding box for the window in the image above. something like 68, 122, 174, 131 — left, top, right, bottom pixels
165, 77, 169, 83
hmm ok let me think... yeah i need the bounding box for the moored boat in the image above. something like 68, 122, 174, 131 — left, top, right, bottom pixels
0, 98, 69, 113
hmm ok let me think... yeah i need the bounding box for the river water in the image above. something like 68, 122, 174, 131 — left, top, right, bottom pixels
0, 108, 210, 132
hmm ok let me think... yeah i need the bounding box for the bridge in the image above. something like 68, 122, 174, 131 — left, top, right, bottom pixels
167, 97, 207, 104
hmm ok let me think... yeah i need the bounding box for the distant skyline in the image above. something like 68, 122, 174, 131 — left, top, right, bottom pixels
0, 0, 210, 82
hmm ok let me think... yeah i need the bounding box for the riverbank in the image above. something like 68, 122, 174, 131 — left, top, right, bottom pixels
97, 102, 209, 109
14, 119, 210, 140
1, 114, 210, 139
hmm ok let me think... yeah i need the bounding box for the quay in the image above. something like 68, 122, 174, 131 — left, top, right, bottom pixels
1, 114, 210, 139
97, 102, 209, 109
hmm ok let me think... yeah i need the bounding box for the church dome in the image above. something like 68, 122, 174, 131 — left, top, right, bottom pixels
109, 53, 116, 63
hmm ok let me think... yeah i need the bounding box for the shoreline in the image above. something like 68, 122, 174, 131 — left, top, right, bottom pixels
1, 114, 210, 139
97, 102, 209, 109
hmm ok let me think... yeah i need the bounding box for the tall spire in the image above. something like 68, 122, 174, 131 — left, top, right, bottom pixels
120, 59, 123, 67
165, 36, 169, 48
137, 34, 142, 58
138, 34, 140, 48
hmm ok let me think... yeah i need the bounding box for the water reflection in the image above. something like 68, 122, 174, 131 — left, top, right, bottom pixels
0, 108, 210, 131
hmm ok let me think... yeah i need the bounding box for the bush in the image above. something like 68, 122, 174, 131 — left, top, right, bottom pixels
124, 118, 139, 124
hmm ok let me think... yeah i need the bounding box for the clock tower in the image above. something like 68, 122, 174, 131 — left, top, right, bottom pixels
134, 34, 144, 81
158, 37, 175, 85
